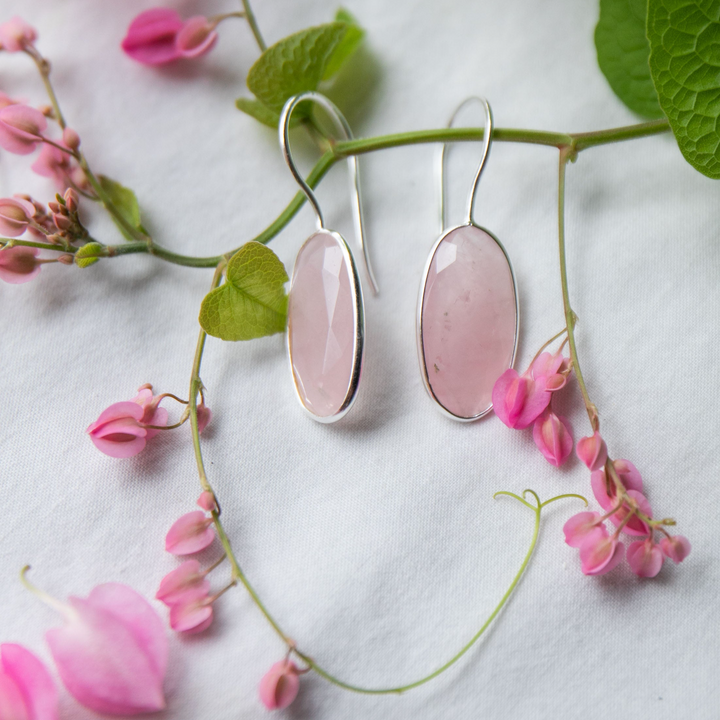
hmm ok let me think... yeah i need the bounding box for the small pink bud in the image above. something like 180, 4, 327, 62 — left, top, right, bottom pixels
576, 431, 608, 472
61, 127, 80, 151
197, 400, 212, 433
532, 408, 573, 466
0, 104, 47, 154
156, 559, 209, 605
259, 660, 301, 710
0, 245, 41, 284
176, 16, 219, 58
660, 535, 691, 564
63, 188, 79, 212
165, 511, 215, 555
58, 253, 74, 265
563, 511, 602, 548
578, 527, 625, 576
197, 491, 216, 512
0, 643, 59, 720
121, 8, 184, 65
0, 16, 37, 53
0, 196, 35, 236
627, 538, 664, 578
168, 585, 214, 633
53, 213, 72, 231
492, 368, 551, 429
47, 201, 62, 214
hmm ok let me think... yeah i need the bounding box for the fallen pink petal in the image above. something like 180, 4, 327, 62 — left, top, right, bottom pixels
121, 8, 184, 65
165, 510, 215, 555
0, 245, 41, 284
0, 643, 59, 720
259, 659, 301, 710
0, 16, 37, 52
0, 104, 47, 154
532, 408, 573, 466
176, 16, 218, 58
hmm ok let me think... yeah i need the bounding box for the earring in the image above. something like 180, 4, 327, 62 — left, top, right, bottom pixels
417, 97, 519, 421
279, 92, 378, 423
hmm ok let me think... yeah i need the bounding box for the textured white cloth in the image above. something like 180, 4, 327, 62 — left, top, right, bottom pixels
1, 1, 718, 719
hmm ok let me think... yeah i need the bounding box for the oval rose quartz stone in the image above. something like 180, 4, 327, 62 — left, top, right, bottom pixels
420, 224, 517, 419
288, 230, 361, 419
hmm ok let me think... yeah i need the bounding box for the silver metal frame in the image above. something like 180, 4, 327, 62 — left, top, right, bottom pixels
286, 229, 364, 423
418, 97, 519, 422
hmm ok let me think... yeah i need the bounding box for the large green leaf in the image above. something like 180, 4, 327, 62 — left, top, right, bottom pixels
647, 0, 720, 178
323, 9, 365, 80
199, 242, 289, 341
97, 175, 145, 241
595, 0, 664, 118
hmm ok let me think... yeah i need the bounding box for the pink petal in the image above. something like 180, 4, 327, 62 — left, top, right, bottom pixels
142, 406, 168, 440
612, 489, 652, 537
196, 491, 216, 512
0, 246, 41, 284
576, 431, 608, 472
0, 197, 35, 237
121, 9, 183, 66
613, 459, 643, 493
197, 403, 212, 434
175, 17, 218, 58
0, 671, 29, 720
88, 401, 144, 430
259, 660, 300, 710
563, 511, 602, 548
579, 527, 625, 575
46, 596, 166, 715
0, 16, 37, 52
627, 540, 664, 578
88, 418, 147, 459
165, 511, 215, 555
0, 105, 46, 154
1, 644, 59, 720
530, 351, 564, 379
156, 560, 208, 605
532, 409, 573, 466
660, 535, 692, 563
30, 143, 72, 190
168, 588, 213, 633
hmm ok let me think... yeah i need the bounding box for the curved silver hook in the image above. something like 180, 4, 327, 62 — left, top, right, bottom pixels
438, 96, 494, 233
279, 92, 378, 294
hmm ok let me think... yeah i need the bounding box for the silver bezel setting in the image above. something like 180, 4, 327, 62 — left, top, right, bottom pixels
416, 221, 519, 422
287, 229, 365, 424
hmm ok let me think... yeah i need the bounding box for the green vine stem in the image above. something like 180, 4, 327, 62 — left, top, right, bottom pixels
239, 0, 266, 51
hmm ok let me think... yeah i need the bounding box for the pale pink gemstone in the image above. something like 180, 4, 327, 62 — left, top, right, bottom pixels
420, 225, 517, 419
288, 230, 360, 418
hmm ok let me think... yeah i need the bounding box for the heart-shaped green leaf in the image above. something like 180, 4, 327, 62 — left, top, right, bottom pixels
323, 9, 365, 80
595, 0, 664, 118
647, 0, 720, 178
199, 242, 289, 341
97, 175, 145, 241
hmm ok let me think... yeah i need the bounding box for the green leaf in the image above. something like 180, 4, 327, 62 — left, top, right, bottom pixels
97, 175, 144, 241
647, 0, 720, 178
74, 242, 104, 268
246, 21, 357, 114
323, 10, 365, 80
235, 97, 302, 129
199, 242, 289, 341
595, 0, 664, 118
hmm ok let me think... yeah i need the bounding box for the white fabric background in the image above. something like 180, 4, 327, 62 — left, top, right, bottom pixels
1, 1, 718, 718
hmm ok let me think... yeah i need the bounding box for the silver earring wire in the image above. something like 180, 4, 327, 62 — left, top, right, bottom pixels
438, 96, 494, 234
279, 92, 379, 294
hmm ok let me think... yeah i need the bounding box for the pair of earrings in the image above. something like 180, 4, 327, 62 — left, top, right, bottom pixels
279, 92, 518, 424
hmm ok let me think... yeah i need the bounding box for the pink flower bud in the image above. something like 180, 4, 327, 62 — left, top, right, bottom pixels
578, 526, 625, 576
45, 583, 167, 715
53, 213, 72, 231
0, 245, 41, 284
576, 431, 608, 472
176, 16, 218, 58
121, 8, 184, 65
660, 535, 691, 564
492, 368, 551, 429
532, 408, 573, 466
0, 196, 35, 236
0, 16, 37, 52
0, 104, 47, 154
196, 491, 216, 512
627, 538, 664, 578
63, 188, 79, 213
563, 511, 602, 548
168, 585, 214, 633
197, 400, 212, 433
0, 643, 59, 720
165, 511, 215, 555
259, 660, 301, 710
156, 559, 209, 605
61, 127, 80, 151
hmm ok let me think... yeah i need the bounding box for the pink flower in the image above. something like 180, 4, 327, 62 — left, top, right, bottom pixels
86, 384, 169, 458
156, 560, 209, 605
175, 16, 218, 58
530, 350, 570, 391
44, 583, 167, 715
0, 643, 58, 720
0, 245, 41, 284
532, 408, 573, 466
578, 526, 625, 576
61, 127, 80, 151
660, 535, 691, 564
31, 142, 73, 190
591, 466, 651, 536
0, 104, 47, 154
0, 196, 35, 236
563, 511, 602, 548
259, 659, 301, 710
168, 585, 214, 633
121, 9, 185, 65
0, 16, 37, 52
576, 431, 608, 472
196, 491, 216, 512
627, 538, 664, 578
492, 368, 551, 429
165, 511, 215, 555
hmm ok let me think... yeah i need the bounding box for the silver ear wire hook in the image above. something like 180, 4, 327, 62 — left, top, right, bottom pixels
438, 96, 494, 233
279, 92, 379, 294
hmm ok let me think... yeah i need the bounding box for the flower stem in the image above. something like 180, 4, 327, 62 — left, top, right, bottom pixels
239, 0, 266, 51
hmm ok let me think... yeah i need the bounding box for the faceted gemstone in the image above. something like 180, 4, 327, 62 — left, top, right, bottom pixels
288, 230, 360, 419
420, 224, 517, 419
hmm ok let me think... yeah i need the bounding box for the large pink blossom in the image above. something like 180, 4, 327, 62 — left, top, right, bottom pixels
0, 245, 41, 284
0, 643, 58, 720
